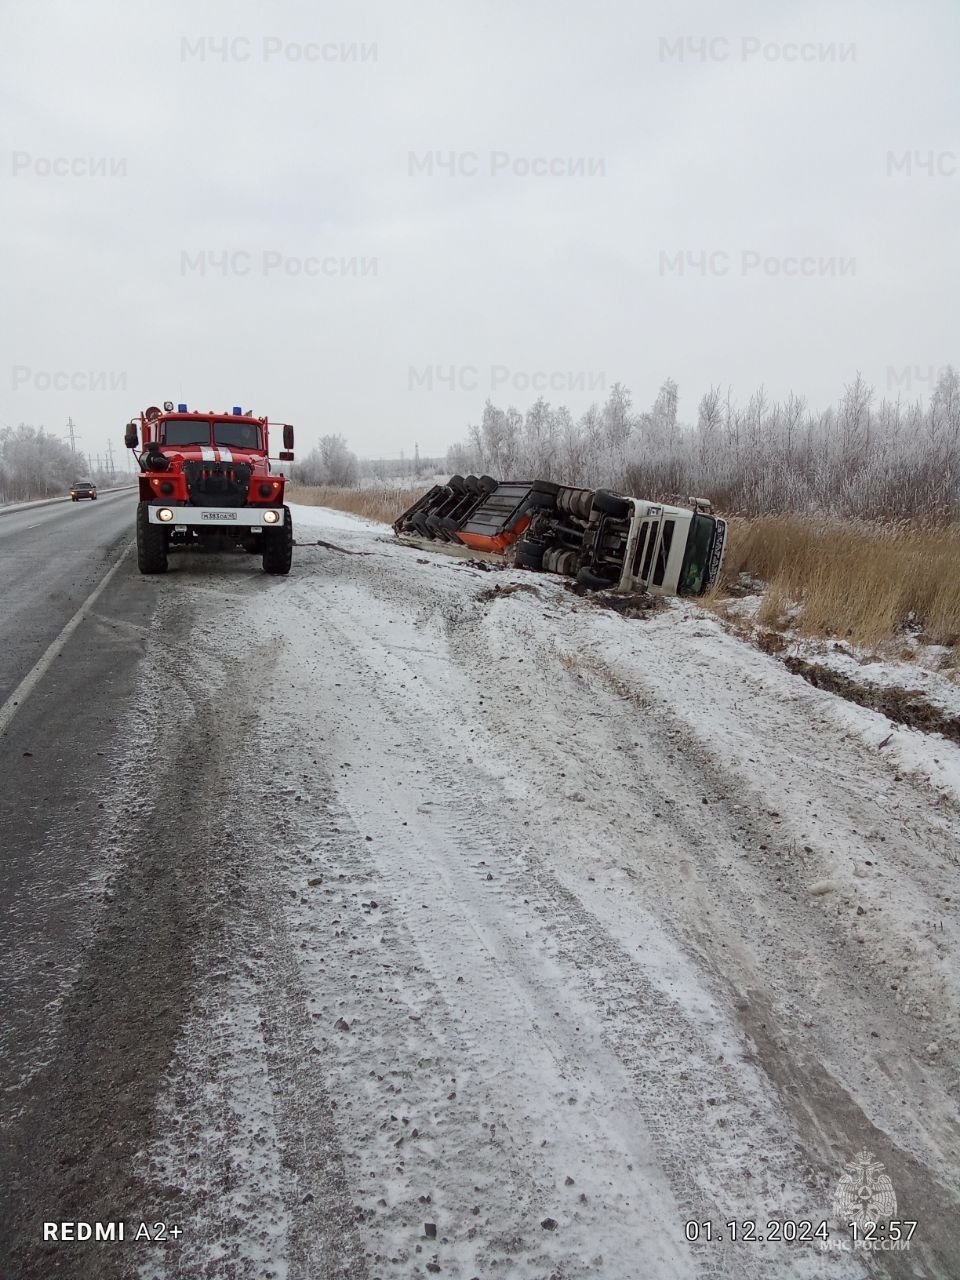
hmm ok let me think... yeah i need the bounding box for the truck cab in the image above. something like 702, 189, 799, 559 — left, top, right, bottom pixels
584, 498, 727, 597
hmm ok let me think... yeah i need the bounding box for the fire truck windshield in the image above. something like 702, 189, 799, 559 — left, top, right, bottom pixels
214, 421, 260, 449
161, 419, 211, 446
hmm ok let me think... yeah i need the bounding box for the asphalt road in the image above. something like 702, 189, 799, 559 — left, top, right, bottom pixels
0, 490, 157, 1279
0, 490, 135, 706
0, 492, 296, 1280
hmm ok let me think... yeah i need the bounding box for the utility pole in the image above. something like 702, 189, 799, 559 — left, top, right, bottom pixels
105, 440, 116, 481
66, 417, 78, 455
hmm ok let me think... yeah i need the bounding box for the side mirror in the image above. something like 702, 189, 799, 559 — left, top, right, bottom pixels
282, 424, 294, 450
124, 422, 139, 449
278, 450, 294, 462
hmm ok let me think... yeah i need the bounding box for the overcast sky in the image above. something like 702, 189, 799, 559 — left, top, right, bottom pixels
3, 0, 957, 463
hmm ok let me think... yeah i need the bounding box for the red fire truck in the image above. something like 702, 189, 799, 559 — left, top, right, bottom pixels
124, 402, 295, 575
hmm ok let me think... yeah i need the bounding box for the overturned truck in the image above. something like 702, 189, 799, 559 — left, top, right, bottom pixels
394, 476, 727, 597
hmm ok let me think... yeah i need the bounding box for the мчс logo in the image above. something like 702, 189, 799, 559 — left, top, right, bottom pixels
832, 1150, 897, 1228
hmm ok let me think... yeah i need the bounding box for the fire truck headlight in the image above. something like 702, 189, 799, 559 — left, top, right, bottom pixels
157, 508, 174, 522
263, 510, 280, 524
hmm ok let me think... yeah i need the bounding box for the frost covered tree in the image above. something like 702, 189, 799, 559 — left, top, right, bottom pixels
446, 366, 960, 521
0, 424, 80, 502
295, 434, 360, 487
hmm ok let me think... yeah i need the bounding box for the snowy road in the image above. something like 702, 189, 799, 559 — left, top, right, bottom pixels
2, 503, 959, 1279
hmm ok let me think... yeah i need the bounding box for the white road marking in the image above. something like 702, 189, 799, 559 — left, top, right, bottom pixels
0, 542, 133, 736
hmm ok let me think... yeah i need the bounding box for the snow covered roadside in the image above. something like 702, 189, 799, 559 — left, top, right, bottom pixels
137, 503, 960, 1280
717, 587, 960, 739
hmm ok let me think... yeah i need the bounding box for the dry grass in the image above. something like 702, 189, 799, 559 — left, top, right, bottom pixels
286, 484, 429, 524
717, 516, 960, 650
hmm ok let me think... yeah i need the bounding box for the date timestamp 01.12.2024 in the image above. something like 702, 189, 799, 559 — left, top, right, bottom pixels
683, 1220, 918, 1245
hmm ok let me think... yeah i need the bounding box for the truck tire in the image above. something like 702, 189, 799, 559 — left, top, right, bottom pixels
479, 475, 497, 493
447, 474, 467, 493
592, 490, 631, 518
262, 506, 293, 575
544, 547, 578, 576
515, 536, 546, 570
136, 502, 168, 574
557, 486, 586, 516
577, 566, 616, 591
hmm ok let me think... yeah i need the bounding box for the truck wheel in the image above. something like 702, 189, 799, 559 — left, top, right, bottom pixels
515, 536, 546, 570
592, 490, 631, 518
136, 502, 168, 574
262, 506, 293, 575
577, 566, 615, 591
447, 474, 467, 493
479, 475, 497, 493
575, 490, 594, 519
546, 548, 578, 576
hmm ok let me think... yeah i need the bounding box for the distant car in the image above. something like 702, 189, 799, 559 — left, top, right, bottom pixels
70, 481, 97, 501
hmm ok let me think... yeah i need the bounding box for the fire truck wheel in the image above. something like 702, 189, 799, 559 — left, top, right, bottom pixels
464, 475, 483, 495
576, 566, 616, 591
262, 506, 293, 575
592, 490, 631, 518
515, 536, 546, 570
136, 502, 168, 574
479, 474, 497, 493
447, 474, 467, 493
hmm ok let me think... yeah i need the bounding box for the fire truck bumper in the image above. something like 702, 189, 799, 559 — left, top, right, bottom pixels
147, 506, 284, 528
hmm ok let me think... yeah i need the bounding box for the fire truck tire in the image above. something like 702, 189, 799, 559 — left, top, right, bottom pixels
464, 475, 483, 495
577, 566, 616, 591
447, 474, 467, 493
262, 506, 293, 575
136, 502, 168, 574
479, 474, 497, 493
515, 536, 546, 570
592, 490, 631, 518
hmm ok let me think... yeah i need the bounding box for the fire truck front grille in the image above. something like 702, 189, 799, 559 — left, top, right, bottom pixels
182, 461, 253, 507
